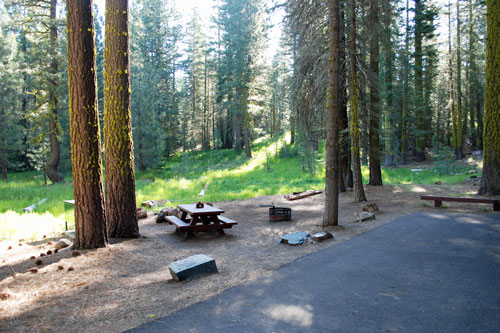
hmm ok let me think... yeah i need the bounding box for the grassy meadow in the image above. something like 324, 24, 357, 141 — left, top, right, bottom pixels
0, 134, 481, 241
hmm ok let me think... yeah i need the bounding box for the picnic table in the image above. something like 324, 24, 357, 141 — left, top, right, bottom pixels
164, 203, 237, 238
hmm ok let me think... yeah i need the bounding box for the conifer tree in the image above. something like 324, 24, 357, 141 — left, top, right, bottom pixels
66, 0, 107, 249
104, 0, 139, 238
478, 0, 500, 195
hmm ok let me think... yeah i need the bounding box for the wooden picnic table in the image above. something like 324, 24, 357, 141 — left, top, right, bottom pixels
164, 203, 237, 238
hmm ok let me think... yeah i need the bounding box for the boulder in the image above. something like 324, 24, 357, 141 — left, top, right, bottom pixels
362, 203, 380, 214
169, 254, 218, 282
54, 238, 72, 250
279, 231, 310, 245
311, 232, 334, 242
136, 207, 148, 219
358, 212, 375, 222
156, 207, 180, 223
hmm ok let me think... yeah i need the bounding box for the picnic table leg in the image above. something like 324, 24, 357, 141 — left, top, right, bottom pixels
217, 228, 225, 236
494, 202, 500, 211
434, 200, 442, 208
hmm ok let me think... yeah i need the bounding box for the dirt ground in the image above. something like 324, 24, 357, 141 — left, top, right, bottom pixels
1, 181, 497, 332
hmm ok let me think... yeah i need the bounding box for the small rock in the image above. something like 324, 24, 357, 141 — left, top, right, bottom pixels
43, 235, 46, 239
7, 246, 12, 250
279, 232, 310, 245
29, 268, 38, 274
0, 293, 11, 300
311, 232, 334, 242
30, 256, 36, 260
362, 203, 380, 214
54, 249, 59, 253
358, 212, 376, 222
67, 267, 74, 272
57, 265, 64, 270
47, 241, 53, 245
35, 259, 43, 265
136, 207, 148, 219
156, 207, 180, 223
46, 250, 53, 255
54, 238, 72, 250
435, 181, 442, 185
169, 254, 218, 282
40, 253, 46, 257
72, 251, 81, 257
18, 243, 22, 246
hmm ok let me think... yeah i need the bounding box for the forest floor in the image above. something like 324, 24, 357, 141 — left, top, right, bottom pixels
0, 178, 496, 332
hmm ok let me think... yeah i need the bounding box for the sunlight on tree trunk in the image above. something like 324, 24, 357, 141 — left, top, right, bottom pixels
478, 0, 500, 196
66, 0, 107, 250
104, 0, 140, 238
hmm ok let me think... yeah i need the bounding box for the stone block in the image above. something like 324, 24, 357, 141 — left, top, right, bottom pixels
169, 254, 218, 282
279, 231, 310, 245
311, 232, 333, 242
358, 212, 375, 222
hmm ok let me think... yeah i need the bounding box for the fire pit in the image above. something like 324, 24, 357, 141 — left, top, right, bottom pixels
268, 206, 292, 222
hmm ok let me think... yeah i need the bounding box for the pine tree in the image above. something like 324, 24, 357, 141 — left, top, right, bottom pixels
349, 0, 367, 202
369, 0, 383, 185
478, 0, 500, 195
66, 0, 107, 250
323, 0, 340, 227
104, 0, 140, 238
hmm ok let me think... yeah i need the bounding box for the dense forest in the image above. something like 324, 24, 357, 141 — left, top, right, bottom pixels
0, 0, 499, 245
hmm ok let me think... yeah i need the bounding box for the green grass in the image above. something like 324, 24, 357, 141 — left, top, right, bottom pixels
0, 134, 481, 241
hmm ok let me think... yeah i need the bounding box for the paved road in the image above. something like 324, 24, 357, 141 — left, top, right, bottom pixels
129, 212, 500, 332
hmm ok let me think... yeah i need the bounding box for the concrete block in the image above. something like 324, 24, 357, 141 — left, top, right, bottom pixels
169, 254, 218, 282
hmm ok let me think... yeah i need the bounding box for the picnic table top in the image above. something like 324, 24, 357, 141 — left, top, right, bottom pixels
178, 203, 224, 215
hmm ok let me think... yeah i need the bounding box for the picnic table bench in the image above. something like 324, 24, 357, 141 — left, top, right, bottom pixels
420, 195, 500, 211
165, 203, 237, 238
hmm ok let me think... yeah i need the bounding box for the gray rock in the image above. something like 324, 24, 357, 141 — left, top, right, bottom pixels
311, 232, 334, 242
279, 232, 310, 245
54, 238, 72, 250
358, 212, 375, 222
169, 254, 218, 282
156, 207, 180, 223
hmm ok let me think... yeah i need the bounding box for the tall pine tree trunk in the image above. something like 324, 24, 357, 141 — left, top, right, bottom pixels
104, 0, 139, 238
339, 5, 350, 191
45, 0, 64, 183
414, 0, 426, 162
369, 0, 383, 185
383, 0, 394, 167
401, 0, 410, 165
449, 0, 458, 158
456, 0, 464, 159
323, 0, 341, 227
478, 0, 500, 195
349, 0, 366, 202
67, 0, 108, 250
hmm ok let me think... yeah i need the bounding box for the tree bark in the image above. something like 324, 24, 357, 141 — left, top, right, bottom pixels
323, 0, 340, 227
414, 0, 426, 162
45, 0, 64, 183
478, 0, 500, 195
401, 0, 410, 165
104, 0, 140, 238
339, 5, 350, 192
349, 0, 366, 202
1, 136, 6, 181
448, 0, 458, 159
383, 0, 394, 167
66, 0, 108, 250
456, 0, 464, 159
368, 0, 383, 186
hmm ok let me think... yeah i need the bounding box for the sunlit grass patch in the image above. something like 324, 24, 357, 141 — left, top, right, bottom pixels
0, 210, 65, 241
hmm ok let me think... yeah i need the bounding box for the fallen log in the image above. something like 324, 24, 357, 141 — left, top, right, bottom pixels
141, 199, 166, 208
284, 190, 322, 201
23, 198, 48, 213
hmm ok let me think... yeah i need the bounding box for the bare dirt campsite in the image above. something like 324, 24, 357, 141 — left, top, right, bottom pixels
1, 181, 496, 332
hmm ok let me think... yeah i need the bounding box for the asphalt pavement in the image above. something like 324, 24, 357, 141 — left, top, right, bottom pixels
129, 211, 500, 332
